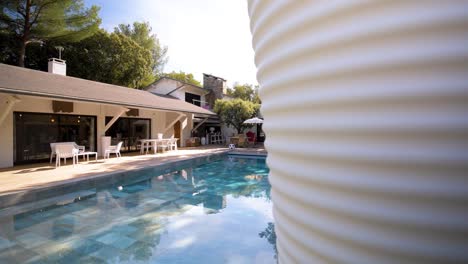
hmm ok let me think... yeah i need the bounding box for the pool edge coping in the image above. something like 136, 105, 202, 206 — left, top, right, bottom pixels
0, 149, 230, 209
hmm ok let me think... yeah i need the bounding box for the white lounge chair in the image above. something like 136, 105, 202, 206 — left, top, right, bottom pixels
50, 142, 85, 164
55, 144, 80, 168
105, 141, 123, 159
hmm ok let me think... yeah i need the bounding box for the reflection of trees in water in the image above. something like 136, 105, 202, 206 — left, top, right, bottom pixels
118, 218, 164, 262
259, 222, 277, 260
107, 157, 273, 261
183, 159, 272, 201
228, 175, 271, 201
133, 222, 162, 261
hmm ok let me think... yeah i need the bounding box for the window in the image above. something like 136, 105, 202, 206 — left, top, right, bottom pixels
14, 112, 96, 164
105, 117, 151, 152
185, 92, 201, 106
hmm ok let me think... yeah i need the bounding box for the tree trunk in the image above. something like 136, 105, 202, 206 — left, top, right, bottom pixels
18, 41, 26, 67
18, 0, 32, 67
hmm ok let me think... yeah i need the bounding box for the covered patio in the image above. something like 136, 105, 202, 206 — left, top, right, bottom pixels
0, 63, 216, 168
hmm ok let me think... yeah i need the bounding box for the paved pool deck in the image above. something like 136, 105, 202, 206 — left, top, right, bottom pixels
0, 145, 267, 198
0, 147, 229, 196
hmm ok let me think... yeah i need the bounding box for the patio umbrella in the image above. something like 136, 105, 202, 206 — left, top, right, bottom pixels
243, 117, 264, 124
243, 117, 263, 146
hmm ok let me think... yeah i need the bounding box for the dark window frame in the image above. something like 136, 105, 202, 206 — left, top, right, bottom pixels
13, 111, 97, 165
185, 92, 201, 106
105, 116, 152, 153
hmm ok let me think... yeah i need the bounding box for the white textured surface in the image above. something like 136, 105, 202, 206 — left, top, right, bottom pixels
247, 1, 468, 263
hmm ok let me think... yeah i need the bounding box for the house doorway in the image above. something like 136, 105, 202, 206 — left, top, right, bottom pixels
173, 121, 181, 147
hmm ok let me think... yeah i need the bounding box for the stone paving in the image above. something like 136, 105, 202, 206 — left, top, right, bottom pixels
0, 146, 229, 196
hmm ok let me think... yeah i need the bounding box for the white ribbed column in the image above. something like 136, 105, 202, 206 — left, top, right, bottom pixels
247, 1, 468, 263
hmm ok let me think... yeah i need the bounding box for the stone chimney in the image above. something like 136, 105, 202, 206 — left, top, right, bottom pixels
48, 58, 66, 76
203, 73, 227, 107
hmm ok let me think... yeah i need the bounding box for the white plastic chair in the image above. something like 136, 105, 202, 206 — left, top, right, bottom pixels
140, 140, 150, 154
105, 141, 123, 159
217, 133, 225, 145
169, 138, 178, 151
210, 133, 218, 144
157, 139, 170, 152
55, 144, 79, 168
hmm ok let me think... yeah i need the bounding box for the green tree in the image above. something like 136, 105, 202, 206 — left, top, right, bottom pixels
214, 98, 260, 134
114, 21, 168, 86
0, 0, 101, 67
0, 32, 17, 64
163, 71, 202, 86
227, 83, 261, 104
58, 29, 152, 88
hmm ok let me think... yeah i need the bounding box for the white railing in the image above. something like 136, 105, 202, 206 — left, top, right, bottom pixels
247, 1, 468, 263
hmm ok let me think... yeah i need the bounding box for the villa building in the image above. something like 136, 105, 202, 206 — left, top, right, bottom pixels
144, 73, 236, 140
0, 60, 215, 168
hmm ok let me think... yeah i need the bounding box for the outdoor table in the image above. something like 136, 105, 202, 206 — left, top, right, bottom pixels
75, 151, 98, 163
140, 138, 178, 154
140, 139, 156, 154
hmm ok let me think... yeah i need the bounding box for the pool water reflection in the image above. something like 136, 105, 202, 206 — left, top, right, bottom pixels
0, 155, 274, 263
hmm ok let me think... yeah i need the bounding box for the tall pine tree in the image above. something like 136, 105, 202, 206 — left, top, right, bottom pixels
0, 0, 101, 67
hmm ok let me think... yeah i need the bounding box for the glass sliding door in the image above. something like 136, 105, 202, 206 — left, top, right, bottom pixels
105, 117, 151, 152
14, 112, 97, 164
58, 115, 96, 151
14, 113, 59, 163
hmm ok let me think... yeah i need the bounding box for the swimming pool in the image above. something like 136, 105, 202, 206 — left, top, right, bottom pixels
0, 155, 275, 263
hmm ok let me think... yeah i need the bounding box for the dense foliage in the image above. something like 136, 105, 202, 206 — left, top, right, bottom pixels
16, 29, 155, 88
162, 71, 202, 86
226, 83, 261, 103
0, 0, 101, 67
0, 1, 168, 89
114, 22, 168, 86
63, 30, 154, 88
214, 98, 260, 134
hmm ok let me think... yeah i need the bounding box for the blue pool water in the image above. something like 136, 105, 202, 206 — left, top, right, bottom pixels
0, 155, 275, 263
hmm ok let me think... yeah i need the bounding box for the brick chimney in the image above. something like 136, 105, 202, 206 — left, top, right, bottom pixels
203, 73, 227, 107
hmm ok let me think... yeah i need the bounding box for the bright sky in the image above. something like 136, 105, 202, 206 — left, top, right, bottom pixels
84, 0, 258, 87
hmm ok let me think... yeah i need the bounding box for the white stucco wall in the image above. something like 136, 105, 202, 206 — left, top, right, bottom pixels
164, 112, 177, 138
152, 111, 166, 138
163, 111, 192, 147
182, 114, 193, 146
145, 78, 179, 95
0, 93, 191, 168
0, 94, 14, 168
146, 78, 208, 105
